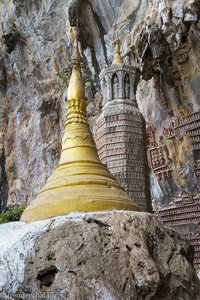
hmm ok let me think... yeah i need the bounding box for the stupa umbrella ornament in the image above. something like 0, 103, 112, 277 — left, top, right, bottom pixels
112, 32, 124, 65
21, 39, 140, 222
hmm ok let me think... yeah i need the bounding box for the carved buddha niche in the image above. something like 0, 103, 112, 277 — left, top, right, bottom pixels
124, 73, 130, 99
112, 73, 119, 100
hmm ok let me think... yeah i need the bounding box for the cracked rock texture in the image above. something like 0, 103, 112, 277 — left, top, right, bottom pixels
0, 211, 199, 300
0, 0, 200, 210
132, 0, 200, 205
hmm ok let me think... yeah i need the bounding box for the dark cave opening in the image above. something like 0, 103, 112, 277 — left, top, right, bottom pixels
37, 266, 58, 288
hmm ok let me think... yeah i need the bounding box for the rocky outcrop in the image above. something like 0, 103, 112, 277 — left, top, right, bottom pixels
0, 211, 199, 299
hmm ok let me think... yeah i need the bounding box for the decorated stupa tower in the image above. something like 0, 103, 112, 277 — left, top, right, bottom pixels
21, 38, 140, 222
96, 36, 151, 212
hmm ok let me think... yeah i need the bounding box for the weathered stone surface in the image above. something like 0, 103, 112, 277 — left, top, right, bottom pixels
0, 211, 199, 300
132, 0, 200, 207
0, 0, 69, 207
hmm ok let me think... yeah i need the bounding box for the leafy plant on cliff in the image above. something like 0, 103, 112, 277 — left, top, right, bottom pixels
57, 57, 93, 86
0, 205, 26, 224
57, 64, 73, 84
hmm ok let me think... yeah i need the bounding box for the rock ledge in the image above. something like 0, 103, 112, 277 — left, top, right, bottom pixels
0, 211, 199, 300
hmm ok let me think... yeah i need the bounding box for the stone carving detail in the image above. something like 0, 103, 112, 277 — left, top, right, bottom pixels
124, 74, 130, 99
146, 125, 157, 148
96, 63, 151, 212
155, 193, 200, 265
146, 126, 171, 180
147, 110, 200, 182
163, 123, 175, 138
175, 110, 200, 151
112, 74, 119, 99
175, 42, 191, 64
185, 230, 200, 266
173, 68, 181, 80
194, 161, 200, 178
148, 145, 171, 180
148, 110, 200, 269
100, 65, 136, 105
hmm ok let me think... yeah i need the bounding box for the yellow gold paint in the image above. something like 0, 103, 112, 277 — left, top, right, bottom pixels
112, 34, 123, 65
21, 39, 139, 222
67, 39, 85, 101
67, 65, 85, 100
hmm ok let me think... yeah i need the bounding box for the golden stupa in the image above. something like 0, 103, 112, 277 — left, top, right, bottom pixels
112, 33, 123, 65
21, 39, 140, 222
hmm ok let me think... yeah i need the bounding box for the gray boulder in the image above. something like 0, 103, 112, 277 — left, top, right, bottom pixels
0, 211, 199, 299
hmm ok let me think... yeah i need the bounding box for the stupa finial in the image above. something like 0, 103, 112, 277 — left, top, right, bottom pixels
112, 32, 123, 65
67, 37, 85, 101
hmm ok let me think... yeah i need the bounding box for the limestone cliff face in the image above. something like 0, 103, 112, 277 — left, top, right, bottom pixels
133, 0, 200, 206
0, 0, 69, 207
0, 0, 200, 213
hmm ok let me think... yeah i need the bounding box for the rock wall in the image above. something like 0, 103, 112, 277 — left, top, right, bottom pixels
0, 1, 200, 220
133, 0, 200, 206
0, 211, 199, 299
0, 0, 70, 207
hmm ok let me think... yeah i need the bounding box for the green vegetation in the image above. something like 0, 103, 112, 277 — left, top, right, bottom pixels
0, 205, 26, 224
57, 58, 93, 86
57, 64, 73, 84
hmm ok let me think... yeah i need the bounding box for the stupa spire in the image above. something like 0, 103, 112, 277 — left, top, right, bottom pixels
67, 38, 84, 101
21, 38, 139, 222
112, 32, 123, 65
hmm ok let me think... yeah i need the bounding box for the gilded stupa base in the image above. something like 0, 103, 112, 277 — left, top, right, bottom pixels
20, 187, 140, 222
21, 160, 140, 222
